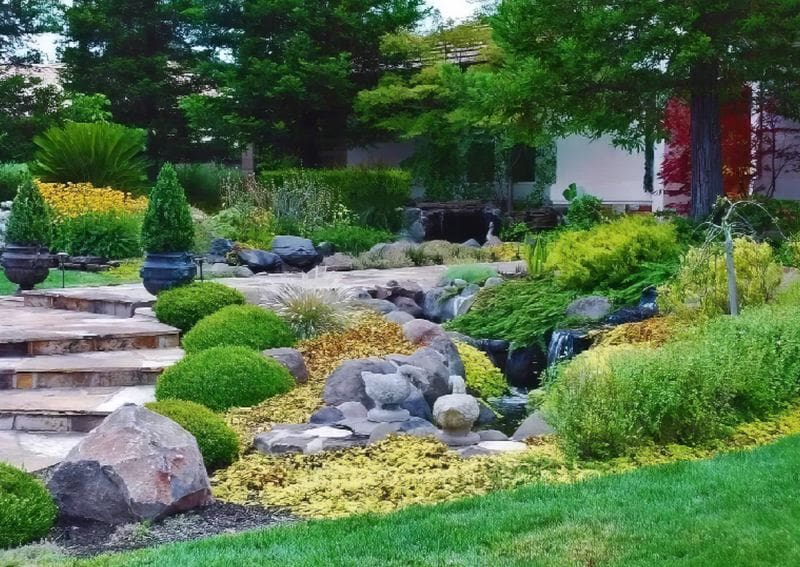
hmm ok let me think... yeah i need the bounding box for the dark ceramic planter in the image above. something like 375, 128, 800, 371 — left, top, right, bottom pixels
0, 244, 51, 294
140, 251, 196, 296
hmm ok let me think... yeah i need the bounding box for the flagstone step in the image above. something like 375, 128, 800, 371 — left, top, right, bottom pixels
22, 284, 156, 318
0, 385, 156, 433
0, 348, 183, 390
0, 298, 180, 356
0, 430, 86, 471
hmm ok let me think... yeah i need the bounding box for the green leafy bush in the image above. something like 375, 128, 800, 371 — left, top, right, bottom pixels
455, 342, 507, 399
141, 163, 195, 253
661, 238, 782, 318
736, 196, 800, 240
441, 264, 498, 285
446, 278, 576, 349
546, 215, 681, 291
176, 163, 241, 212
0, 163, 29, 202
31, 122, 149, 193
155, 346, 294, 411
544, 305, 800, 459
51, 211, 142, 259
211, 206, 276, 250
4, 177, 51, 246
145, 399, 239, 470
310, 225, 393, 255
0, 463, 57, 549
154, 282, 246, 332
564, 194, 606, 230
182, 304, 295, 353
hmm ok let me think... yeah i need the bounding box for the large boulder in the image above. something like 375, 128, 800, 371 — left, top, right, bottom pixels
566, 296, 612, 321
237, 249, 282, 274
271, 235, 321, 269
402, 320, 465, 379
393, 351, 451, 406
47, 405, 211, 524
512, 411, 555, 441
322, 358, 397, 408
206, 238, 234, 264
391, 296, 424, 318
322, 253, 355, 272
263, 347, 309, 384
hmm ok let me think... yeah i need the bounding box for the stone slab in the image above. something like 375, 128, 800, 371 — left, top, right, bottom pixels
0, 431, 85, 471
0, 385, 155, 414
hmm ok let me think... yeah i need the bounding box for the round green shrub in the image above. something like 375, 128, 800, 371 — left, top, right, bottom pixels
154, 282, 246, 332
155, 345, 295, 411
0, 463, 57, 549
182, 304, 294, 353
145, 399, 240, 470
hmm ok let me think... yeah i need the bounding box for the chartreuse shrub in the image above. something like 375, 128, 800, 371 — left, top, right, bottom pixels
0, 463, 57, 549
4, 177, 51, 246
141, 163, 195, 253
455, 342, 507, 399
156, 346, 294, 411
31, 122, 149, 193
146, 400, 239, 470
154, 282, 246, 332
661, 237, 782, 318
546, 215, 681, 291
544, 304, 800, 459
446, 278, 576, 349
182, 304, 295, 353
309, 224, 393, 255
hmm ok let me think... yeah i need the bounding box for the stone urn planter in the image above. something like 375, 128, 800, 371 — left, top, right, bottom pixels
0, 244, 51, 293
362, 371, 412, 423
140, 251, 196, 296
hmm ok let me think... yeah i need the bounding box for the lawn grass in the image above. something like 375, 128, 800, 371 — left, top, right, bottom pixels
0, 263, 141, 295
76, 434, 800, 567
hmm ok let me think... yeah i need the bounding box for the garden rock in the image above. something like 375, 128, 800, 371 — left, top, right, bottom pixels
316, 241, 335, 257
476, 402, 498, 426
462, 238, 481, 248
336, 401, 368, 419
322, 358, 397, 408
385, 311, 415, 325
433, 394, 481, 446
512, 411, 555, 441
399, 208, 426, 243
396, 351, 451, 405
206, 238, 234, 264
402, 319, 448, 345
566, 296, 613, 321
322, 252, 354, 271
478, 429, 509, 441
234, 266, 254, 277
310, 406, 345, 424
237, 249, 282, 274
354, 298, 397, 314
208, 263, 237, 278
47, 405, 211, 524
484, 276, 504, 288
263, 347, 309, 384
368, 417, 439, 443
400, 385, 433, 420
271, 236, 320, 269
391, 296, 424, 318
427, 336, 466, 379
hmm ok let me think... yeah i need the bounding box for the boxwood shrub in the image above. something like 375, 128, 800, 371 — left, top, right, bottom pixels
154, 282, 246, 332
182, 304, 294, 353
0, 463, 57, 549
156, 346, 294, 411
146, 399, 240, 470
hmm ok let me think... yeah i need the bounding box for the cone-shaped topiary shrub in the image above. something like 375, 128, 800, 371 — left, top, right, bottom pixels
146, 399, 240, 470
0, 462, 57, 549
155, 346, 295, 411
154, 282, 246, 332
182, 304, 295, 353
4, 176, 51, 246
141, 163, 194, 253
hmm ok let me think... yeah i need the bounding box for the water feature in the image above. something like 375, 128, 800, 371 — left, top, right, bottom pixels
487, 387, 531, 435
546, 329, 590, 367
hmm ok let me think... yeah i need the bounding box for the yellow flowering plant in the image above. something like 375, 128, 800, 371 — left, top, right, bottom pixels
37, 181, 147, 219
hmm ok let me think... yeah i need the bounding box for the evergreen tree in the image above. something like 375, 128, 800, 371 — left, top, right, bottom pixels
141, 163, 194, 253
5, 177, 51, 246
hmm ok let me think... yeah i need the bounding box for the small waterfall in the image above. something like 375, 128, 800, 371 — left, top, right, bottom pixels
546, 330, 585, 367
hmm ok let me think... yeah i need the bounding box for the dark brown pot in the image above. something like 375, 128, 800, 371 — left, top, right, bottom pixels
0, 244, 52, 293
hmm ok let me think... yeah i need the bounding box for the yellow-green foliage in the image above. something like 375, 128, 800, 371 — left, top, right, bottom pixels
661, 237, 782, 318
456, 342, 507, 398
546, 215, 680, 290
225, 313, 416, 443
211, 404, 800, 520
596, 316, 686, 348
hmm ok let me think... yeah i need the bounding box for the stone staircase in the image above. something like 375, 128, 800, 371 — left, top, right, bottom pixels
0, 297, 183, 442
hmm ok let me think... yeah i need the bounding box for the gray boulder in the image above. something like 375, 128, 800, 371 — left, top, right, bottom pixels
512, 411, 555, 441
354, 298, 397, 314
263, 347, 309, 384
566, 296, 613, 321
391, 296, 424, 318
271, 235, 320, 269
207, 262, 237, 278
478, 429, 509, 441
206, 238, 234, 264
402, 319, 449, 345
368, 417, 439, 444
316, 241, 335, 257
234, 266, 255, 278
237, 249, 282, 273
462, 238, 481, 248
385, 311, 415, 325
484, 276, 504, 288
396, 351, 451, 406
400, 384, 433, 420
322, 358, 397, 408
336, 401, 368, 419
322, 252, 355, 272
47, 405, 211, 524
310, 406, 345, 424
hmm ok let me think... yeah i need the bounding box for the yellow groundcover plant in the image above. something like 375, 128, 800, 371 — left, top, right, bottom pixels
36, 180, 148, 218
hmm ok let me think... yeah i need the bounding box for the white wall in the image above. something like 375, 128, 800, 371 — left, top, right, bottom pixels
753, 116, 800, 200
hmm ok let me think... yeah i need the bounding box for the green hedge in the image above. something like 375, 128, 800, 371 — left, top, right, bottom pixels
309, 224, 393, 255
260, 168, 410, 230
0, 463, 57, 549
155, 345, 295, 411
544, 304, 800, 459
154, 282, 246, 332
182, 304, 295, 353
51, 211, 143, 259
146, 399, 240, 470
0, 163, 29, 202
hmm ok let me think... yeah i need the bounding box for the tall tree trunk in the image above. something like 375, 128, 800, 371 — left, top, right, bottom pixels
643, 130, 655, 193
689, 62, 724, 220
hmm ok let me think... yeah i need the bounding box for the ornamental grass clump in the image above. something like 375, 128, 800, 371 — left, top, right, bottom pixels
141, 163, 195, 253
4, 177, 51, 246
0, 463, 57, 549
182, 304, 295, 353
146, 400, 240, 471
156, 346, 294, 411
154, 282, 246, 332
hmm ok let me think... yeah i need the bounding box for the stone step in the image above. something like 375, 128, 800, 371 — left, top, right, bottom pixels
22, 284, 156, 318
0, 385, 155, 433
0, 348, 183, 390
0, 298, 180, 356
0, 430, 85, 471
